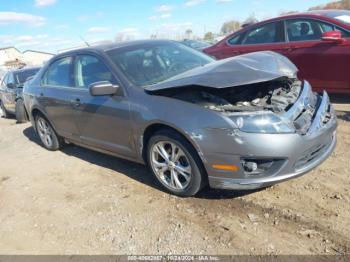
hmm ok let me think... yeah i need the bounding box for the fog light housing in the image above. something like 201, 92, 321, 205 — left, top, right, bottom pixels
241, 158, 286, 176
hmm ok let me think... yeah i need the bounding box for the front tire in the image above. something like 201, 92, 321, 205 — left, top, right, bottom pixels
15, 99, 28, 124
147, 129, 206, 197
35, 114, 62, 151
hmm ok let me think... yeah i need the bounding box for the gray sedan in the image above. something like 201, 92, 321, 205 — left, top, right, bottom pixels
23, 40, 337, 196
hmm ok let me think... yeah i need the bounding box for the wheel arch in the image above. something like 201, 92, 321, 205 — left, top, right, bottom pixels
30, 107, 57, 133
141, 122, 206, 166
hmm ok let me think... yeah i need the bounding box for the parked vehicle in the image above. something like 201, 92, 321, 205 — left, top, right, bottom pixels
204, 10, 350, 94
181, 39, 211, 51
23, 40, 336, 196
0, 67, 40, 123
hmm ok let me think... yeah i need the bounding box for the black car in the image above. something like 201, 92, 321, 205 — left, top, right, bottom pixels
0, 67, 40, 123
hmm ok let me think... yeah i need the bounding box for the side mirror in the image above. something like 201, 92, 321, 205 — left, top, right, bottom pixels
89, 81, 119, 96
322, 30, 344, 43
6, 83, 15, 89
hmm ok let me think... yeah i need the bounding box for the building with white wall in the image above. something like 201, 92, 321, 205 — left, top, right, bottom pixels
0, 47, 53, 80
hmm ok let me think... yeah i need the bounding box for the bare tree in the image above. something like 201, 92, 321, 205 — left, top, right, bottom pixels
185, 29, 193, 39
221, 20, 241, 35
204, 32, 214, 42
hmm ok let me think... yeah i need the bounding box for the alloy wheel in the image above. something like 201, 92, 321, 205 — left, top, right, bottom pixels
37, 117, 54, 148
150, 141, 192, 190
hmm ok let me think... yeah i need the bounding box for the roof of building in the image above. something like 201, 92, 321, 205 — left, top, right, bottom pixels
0, 46, 21, 53
23, 49, 54, 55
0, 46, 53, 55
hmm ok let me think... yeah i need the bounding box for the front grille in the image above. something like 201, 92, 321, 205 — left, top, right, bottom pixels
294, 138, 332, 170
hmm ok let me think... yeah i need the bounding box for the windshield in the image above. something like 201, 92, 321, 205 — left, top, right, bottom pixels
107, 42, 214, 87
15, 68, 40, 85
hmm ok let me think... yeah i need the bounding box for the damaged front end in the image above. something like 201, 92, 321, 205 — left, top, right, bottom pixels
146, 51, 328, 135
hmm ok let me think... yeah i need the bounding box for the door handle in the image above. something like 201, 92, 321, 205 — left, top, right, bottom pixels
286, 46, 300, 52
70, 98, 81, 107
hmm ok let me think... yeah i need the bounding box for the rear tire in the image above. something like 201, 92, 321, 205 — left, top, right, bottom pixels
0, 100, 9, 118
147, 129, 206, 197
15, 99, 28, 124
35, 114, 63, 151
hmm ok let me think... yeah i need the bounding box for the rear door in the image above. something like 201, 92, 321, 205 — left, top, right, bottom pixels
282, 18, 350, 92
40, 56, 81, 140
71, 54, 135, 158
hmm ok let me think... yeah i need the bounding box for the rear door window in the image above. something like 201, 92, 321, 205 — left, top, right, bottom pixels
7, 73, 15, 86
241, 22, 283, 45
42, 57, 73, 87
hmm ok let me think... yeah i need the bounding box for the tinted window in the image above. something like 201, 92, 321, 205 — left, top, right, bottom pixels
74, 55, 115, 88
286, 19, 350, 41
107, 42, 213, 87
15, 68, 40, 85
228, 34, 241, 45
42, 57, 72, 87
182, 40, 210, 49
335, 26, 350, 38
1, 73, 8, 87
242, 22, 280, 44
7, 73, 15, 85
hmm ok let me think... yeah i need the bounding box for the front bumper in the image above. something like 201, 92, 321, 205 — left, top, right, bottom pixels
208, 132, 336, 190
203, 83, 337, 190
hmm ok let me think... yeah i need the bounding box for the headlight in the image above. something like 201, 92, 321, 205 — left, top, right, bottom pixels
230, 112, 295, 134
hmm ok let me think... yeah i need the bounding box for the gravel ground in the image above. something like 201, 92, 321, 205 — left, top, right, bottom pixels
0, 99, 349, 255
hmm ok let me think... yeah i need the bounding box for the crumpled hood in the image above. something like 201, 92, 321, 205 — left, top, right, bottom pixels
145, 51, 298, 92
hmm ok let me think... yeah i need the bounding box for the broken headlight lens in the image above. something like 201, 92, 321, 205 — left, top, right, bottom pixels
231, 112, 295, 134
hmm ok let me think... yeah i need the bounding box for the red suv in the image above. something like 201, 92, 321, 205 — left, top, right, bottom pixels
204, 10, 350, 93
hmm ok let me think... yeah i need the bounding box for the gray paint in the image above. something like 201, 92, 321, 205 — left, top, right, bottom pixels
23, 40, 337, 190
145, 51, 298, 92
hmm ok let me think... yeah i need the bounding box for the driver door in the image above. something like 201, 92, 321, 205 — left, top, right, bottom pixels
71, 54, 135, 158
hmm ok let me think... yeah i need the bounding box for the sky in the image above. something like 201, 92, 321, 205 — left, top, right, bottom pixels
0, 0, 332, 53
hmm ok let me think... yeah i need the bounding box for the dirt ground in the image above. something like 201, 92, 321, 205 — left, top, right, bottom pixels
0, 98, 349, 255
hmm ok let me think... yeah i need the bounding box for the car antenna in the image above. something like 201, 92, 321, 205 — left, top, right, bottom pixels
79, 36, 90, 47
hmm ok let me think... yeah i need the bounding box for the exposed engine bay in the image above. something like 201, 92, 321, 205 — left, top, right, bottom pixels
161, 77, 302, 114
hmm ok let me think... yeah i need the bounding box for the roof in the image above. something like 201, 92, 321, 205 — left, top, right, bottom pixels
58, 39, 176, 56
8, 66, 41, 73
223, 9, 350, 40
0, 46, 21, 53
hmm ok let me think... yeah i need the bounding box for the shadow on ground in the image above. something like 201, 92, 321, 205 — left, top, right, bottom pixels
22, 126, 258, 200
336, 111, 350, 122
329, 94, 350, 104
